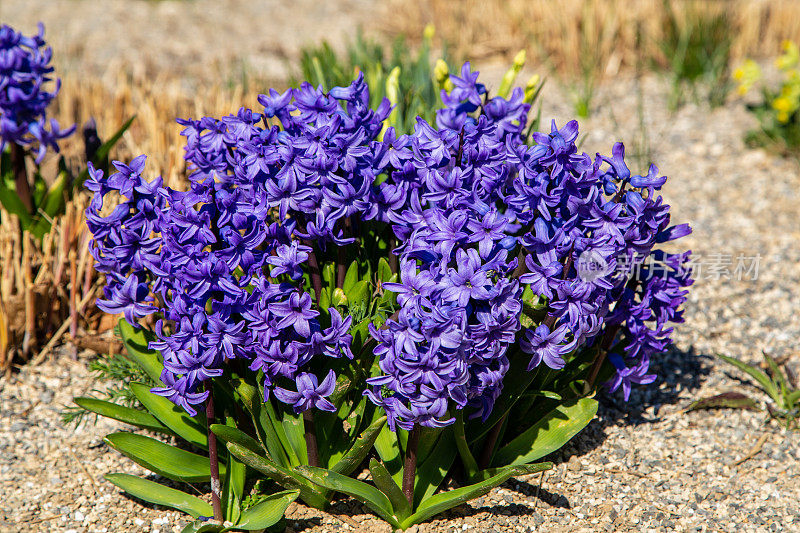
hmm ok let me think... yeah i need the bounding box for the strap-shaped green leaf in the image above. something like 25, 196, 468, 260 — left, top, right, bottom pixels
330, 415, 386, 475
281, 413, 308, 465
0, 177, 34, 227
719, 354, 780, 400
104, 432, 219, 483
454, 414, 478, 480
494, 397, 598, 467
118, 319, 164, 384
222, 417, 246, 525
763, 353, 789, 399
232, 379, 285, 465
264, 400, 299, 466
295, 465, 397, 527
787, 389, 800, 405
104, 473, 213, 518
230, 490, 299, 531
180, 521, 224, 533
130, 382, 207, 449
210, 424, 264, 456
373, 424, 404, 486
413, 428, 456, 507
74, 397, 169, 434
225, 442, 328, 510
400, 462, 552, 528
368, 459, 411, 521
39, 166, 68, 218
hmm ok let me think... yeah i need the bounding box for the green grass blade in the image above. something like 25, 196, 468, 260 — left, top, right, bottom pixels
718, 354, 779, 400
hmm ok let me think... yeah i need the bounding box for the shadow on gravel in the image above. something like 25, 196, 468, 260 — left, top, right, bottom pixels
551, 345, 714, 464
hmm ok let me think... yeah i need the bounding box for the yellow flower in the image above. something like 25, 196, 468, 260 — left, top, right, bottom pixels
433, 59, 453, 92
776, 40, 800, 71
733, 59, 761, 95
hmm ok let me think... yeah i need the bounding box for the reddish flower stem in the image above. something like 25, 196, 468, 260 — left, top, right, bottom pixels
402, 425, 420, 506
205, 382, 223, 523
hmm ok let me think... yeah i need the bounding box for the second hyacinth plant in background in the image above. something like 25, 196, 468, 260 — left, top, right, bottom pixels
75, 56, 692, 531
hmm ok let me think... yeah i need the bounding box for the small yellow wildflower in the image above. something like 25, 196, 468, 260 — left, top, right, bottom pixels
733, 59, 761, 95
776, 40, 800, 71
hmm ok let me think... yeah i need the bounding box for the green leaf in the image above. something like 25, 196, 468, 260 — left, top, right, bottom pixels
494, 398, 598, 467
331, 415, 386, 475
181, 521, 224, 533
104, 432, 219, 483
210, 424, 264, 456
222, 418, 246, 525
454, 414, 479, 481
368, 459, 411, 521
374, 425, 404, 486
263, 400, 298, 466
786, 389, 800, 408
295, 466, 397, 527
685, 392, 760, 412
346, 280, 370, 311
331, 287, 348, 307
40, 166, 68, 218
343, 261, 359, 293
225, 442, 328, 510
74, 397, 169, 434
719, 354, 780, 400
118, 319, 164, 384
230, 490, 299, 531
413, 429, 457, 507
763, 353, 789, 397
401, 462, 552, 528
281, 413, 308, 465
233, 379, 288, 466
377, 257, 393, 282
0, 177, 34, 227
130, 382, 207, 449
104, 473, 213, 518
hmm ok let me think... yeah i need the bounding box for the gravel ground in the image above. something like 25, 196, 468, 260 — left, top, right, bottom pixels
2, 2, 800, 532
0, 0, 384, 83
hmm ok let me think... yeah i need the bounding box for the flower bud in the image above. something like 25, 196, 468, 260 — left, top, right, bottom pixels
524, 73, 542, 105
498, 49, 526, 99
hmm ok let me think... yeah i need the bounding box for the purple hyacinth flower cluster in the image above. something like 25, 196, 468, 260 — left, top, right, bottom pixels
366, 62, 693, 429
0, 23, 74, 162
85, 61, 692, 423
85, 74, 392, 414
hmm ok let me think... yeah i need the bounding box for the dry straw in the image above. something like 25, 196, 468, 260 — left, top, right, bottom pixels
384, 0, 800, 74
1, 71, 265, 369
